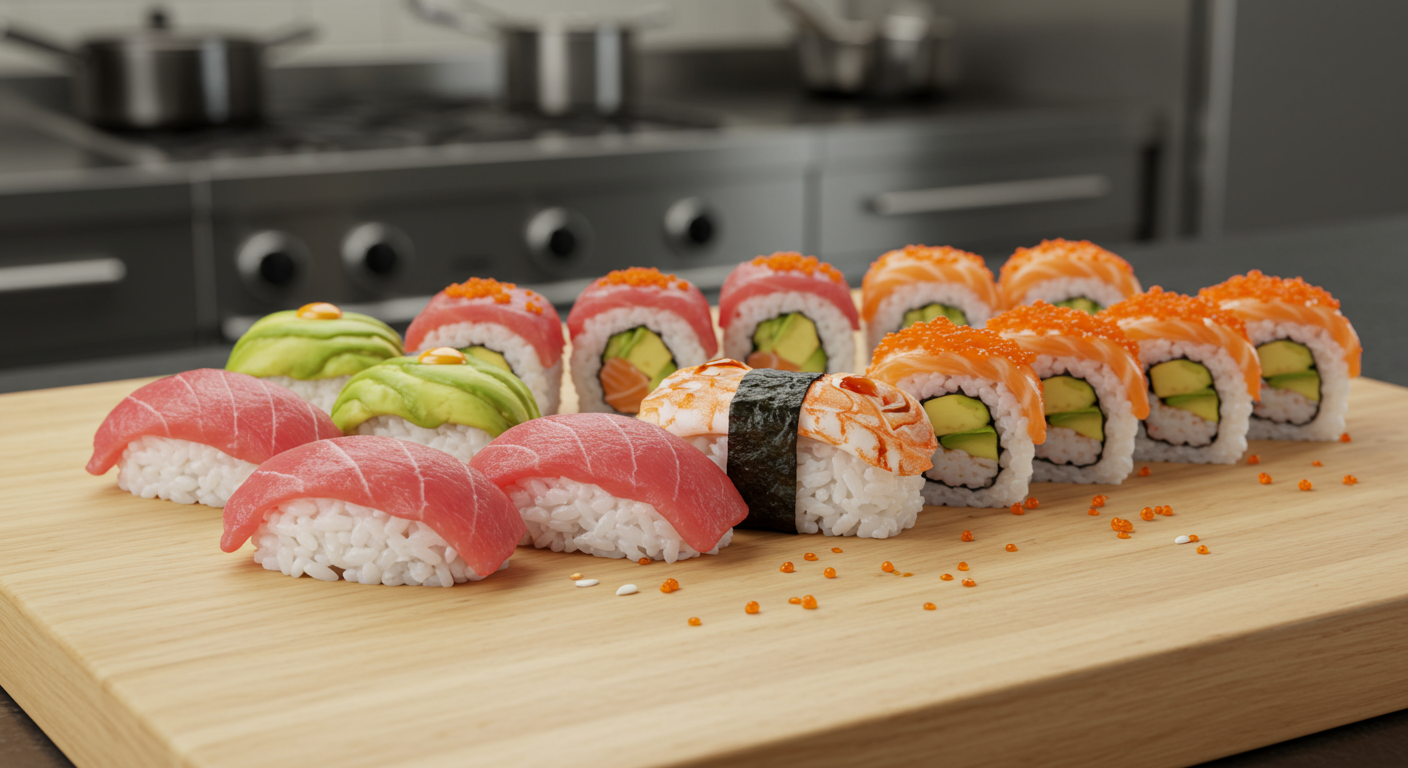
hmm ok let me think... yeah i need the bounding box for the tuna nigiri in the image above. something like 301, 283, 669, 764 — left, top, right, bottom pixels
86, 368, 342, 508
999, 239, 1142, 312
862, 245, 1001, 354
719, 252, 860, 374
222, 436, 523, 586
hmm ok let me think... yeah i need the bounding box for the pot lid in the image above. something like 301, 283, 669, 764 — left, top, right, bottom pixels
81, 7, 262, 50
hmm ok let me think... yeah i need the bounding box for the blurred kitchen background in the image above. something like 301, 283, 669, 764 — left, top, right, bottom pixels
0, 0, 1405, 391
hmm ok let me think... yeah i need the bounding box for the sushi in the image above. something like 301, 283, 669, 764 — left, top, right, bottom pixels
1200, 271, 1360, 441
639, 360, 934, 538
987, 301, 1150, 484
861, 244, 1001, 354
220, 436, 523, 586
225, 302, 403, 412
470, 413, 747, 562
719, 252, 859, 373
566, 267, 718, 415
330, 347, 540, 463
998, 239, 1142, 313
403, 278, 565, 415
1101, 287, 1261, 464
866, 318, 1046, 508
86, 368, 342, 508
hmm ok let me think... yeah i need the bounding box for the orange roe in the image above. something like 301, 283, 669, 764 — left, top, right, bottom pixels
1344, 475, 1358, 485
1312, 460, 1323, 467
902, 572, 913, 577
1140, 507, 1155, 521
940, 573, 954, 581
1100, 286, 1249, 340
831, 547, 843, 553
1087, 508, 1100, 516
1196, 545, 1210, 555
824, 567, 837, 579
804, 553, 818, 561
1025, 497, 1039, 509
923, 602, 937, 611
1189, 534, 1200, 543
688, 617, 701, 626
1200, 270, 1341, 310
595, 266, 689, 291
802, 595, 818, 609
1340, 432, 1352, 443
569, 573, 583, 580
1011, 503, 1025, 516
745, 601, 760, 615
445, 277, 519, 304
961, 578, 977, 587
788, 597, 802, 605
1299, 478, 1313, 491
417, 347, 466, 365
1001, 239, 1134, 283
881, 561, 895, 573
870, 316, 1037, 370
637, 557, 651, 565
1092, 494, 1108, 507
751, 252, 844, 282
961, 530, 974, 542
1259, 473, 1272, 484
1110, 517, 1134, 533
1138, 466, 1151, 477
660, 578, 680, 593
986, 301, 1141, 358
296, 301, 342, 320
1005, 543, 1018, 552
1117, 532, 1131, 539
780, 562, 795, 573
957, 562, 970, 571
1248, 454, 1261, 465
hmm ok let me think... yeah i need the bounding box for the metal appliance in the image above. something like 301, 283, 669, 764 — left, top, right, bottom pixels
778, 0, 954, 98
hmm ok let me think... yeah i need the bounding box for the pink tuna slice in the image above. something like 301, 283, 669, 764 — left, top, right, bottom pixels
718, 259, 859, 330
470, 413, 746, 553
566, 277, 718, 358
86, 368, 343, 476
221, 436, 524, 578
404, 285, 565, 367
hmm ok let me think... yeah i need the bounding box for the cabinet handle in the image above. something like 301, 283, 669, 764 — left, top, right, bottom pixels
0, 257, 127, 294
870, 174, 1111, 216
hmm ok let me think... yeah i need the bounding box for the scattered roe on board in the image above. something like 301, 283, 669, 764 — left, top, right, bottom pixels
1341, 433, 1352, 442
1140, 507, 1155, 521
570, 573, 583, 580
1011, 503, 1025, 516
596, 266, 690, 291
660, 578, 680, 593
1197, 545, 1210, 555
824, 567, 837, 578
831, 547, 843, 553
872, 316, 1036, 368
941, 573, 954, 581
881, 561, 895, 573
1199, 269, 1340, 309
745, 601, 760, 615
1312, 460, 1323, 467
1100, 286, 1249, 339
1299, 479, 1314, 491
1005, 544, 1018, 552
1259, 473, 1273, 485
1118, 532, 1131, 539
804, 553, 818, 561
924, 602, 937, 611
957, 562, 970, 571
1189, 534, 1200, 542
1248, 454, 1261, 465
802, 595, 819, 609
1025, 497, 1040, 509
962, 578, 977, 587
638, 557, 651, 565
1088, 508, 1100, 516
780, 561, 795, 573
1344, 475, 1359, 485
752, 252, 845, 282
1110, 518, 1134, 533
1139, 466, 1151, 477
961, 530, 974, 542
1092, 494, 1108, 507
688, 617, 701, 626
789, 597, 802, 605
987, 301, 1141, 358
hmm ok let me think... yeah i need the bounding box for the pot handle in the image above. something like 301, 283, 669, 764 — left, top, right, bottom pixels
262, 24, 318, 51
0, 17, 78, 63
403, 0, 497, 39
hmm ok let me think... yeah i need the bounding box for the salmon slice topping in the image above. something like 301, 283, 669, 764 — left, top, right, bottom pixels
601, 356, 652, 414
862, 245, 998, 321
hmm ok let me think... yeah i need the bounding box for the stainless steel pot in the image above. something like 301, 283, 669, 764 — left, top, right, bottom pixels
0, 8, 314, 130
407, 0, 665, 117
779, 0, 954, 98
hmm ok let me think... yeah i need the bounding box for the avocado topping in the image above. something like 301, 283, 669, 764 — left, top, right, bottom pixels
602, 326, 678, 392
464, 345, 513, 374
1052, 297, 1103, 314
330, 354, 539, 435
226, 309, 403, 380
752, 313, 827, 372
1257, 340, 1320, 401
902, 303, 968, 329
1149, 359, 1220, 422
922, 393, 999, 460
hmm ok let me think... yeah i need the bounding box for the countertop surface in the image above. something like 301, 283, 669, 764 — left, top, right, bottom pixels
1, 214, 1406, 767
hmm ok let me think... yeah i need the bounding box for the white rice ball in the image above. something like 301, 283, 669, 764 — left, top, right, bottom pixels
355, 415, 494, 464
116, 435, 256, 508
261, 375, 349, 414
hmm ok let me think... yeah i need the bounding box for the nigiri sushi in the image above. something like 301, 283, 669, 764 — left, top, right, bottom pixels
999, 239, 1142, 313
404, 278, 565, 415
867, 318, 1046, 508
987, 302, 1149, 484
861, 245, 1000, 354
639, 360, 934, 538
470, 413, 747, 562
86, 368, 342, 508
1200, 270, 1360, 441
330, 347, 540, 464
221, 436, 523, 586
225, 302, 403, 412
719, 253, 859, 374
566, 267, 718, 415
1101, 287, 1260, 464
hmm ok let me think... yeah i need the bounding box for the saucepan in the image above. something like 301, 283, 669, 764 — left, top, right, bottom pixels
777, 0, 954, 98
0, 7, 315, 130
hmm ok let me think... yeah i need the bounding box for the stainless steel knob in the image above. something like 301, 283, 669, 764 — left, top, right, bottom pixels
342, 222, 413, 287
236, 230, 308, 295
525, 207, 591, 266
664, 197, 718, 251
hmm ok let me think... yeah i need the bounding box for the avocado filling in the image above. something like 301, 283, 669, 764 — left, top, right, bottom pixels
600, 326, 677, 414
1257, 339, 1320, 402
463, 345, 513, 374
1052, 297, 1103, 314
1149, 359, 1220, 422
922, 393, 998, 461
902, 303, 968, 329
749, 313, 827, 372
1042, 375, 1105, 442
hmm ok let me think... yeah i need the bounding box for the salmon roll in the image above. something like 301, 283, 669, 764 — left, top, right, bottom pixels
226, 302, 403, 412
719, 252, 859, 374
404, 278, 565, 415
867, 319, 1046, 508
1101, 287, 1261, 464
567, 267, 717, 415
1200, 271, 1360, 441
987, 302, 1149, 484
862, 245, 1001, 355
999, 239, 1142, 313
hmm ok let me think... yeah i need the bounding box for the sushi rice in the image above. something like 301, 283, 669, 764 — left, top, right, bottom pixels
417, 321, 563, 416
1245, 319, 1349, 441
261, 375, 349, 414
723, 291, 856, 373
355, 415, 495, 464
571, 306, 707, 414
865, 281, 996, 353
116, 435, 258, 508
252, 497, 504, 586
1135, 338, 1253, 464
1019, 276, 1128, 310
1030, 355, 1139, 484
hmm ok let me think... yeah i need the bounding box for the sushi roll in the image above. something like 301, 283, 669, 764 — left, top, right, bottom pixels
226, 302, 403, 412
220, 436, 524, 586
566, 267, 717, 415
987, 302, 1150, 484
1200, 271, 1361, 441
330, 347, 540, 463
404, 278, 565, 415
861, 244, 1001, 353
639, 360, 934, 538
719, 252, 859, 373
470, 413, 747, 562
1101, 287, 1262, 464
86, 368, 342, 508
866, 319, 1046, 508
999, 239, 1142, 313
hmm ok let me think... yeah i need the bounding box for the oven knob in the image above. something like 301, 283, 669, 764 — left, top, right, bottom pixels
665, 197, 719, 251
526, 207, 591, 264
342, 223, 413, 286
237, 231, 308, 294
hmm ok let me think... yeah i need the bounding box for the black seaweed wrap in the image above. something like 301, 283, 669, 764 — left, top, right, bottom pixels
727, 369, 824, 533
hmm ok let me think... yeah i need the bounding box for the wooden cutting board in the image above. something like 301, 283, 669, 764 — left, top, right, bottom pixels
1, 374, 1407, 768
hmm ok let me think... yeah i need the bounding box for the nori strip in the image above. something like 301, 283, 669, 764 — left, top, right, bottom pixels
727, 369, 823, 533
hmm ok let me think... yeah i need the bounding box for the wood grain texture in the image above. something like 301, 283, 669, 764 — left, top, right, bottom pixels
1, 373, 1407, 768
